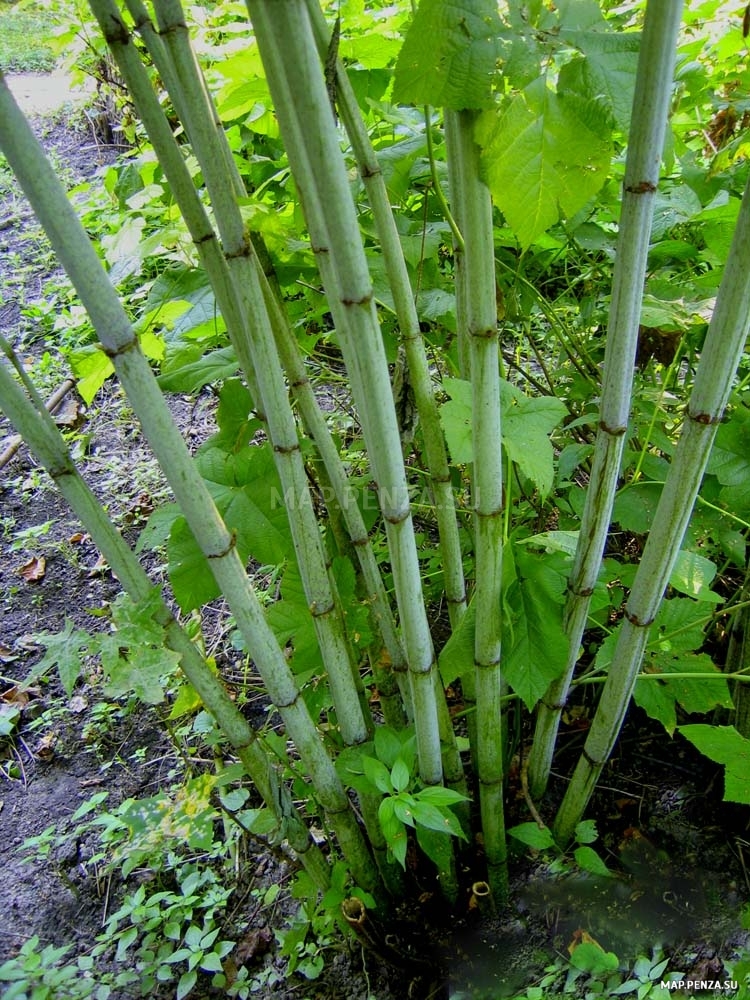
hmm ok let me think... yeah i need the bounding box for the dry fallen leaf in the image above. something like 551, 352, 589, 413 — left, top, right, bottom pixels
53, 397, 82, 427
69, 694, 88, 714
1, 686, 30, 709
68, 532, 89, 545
568, 928, 603, 955
16, 635, 40, 652
0, 644, 18, 664
87, 553, 109, 577
34, 731, 57, 760
234, 926, 273, 965
16, 556, 46, 582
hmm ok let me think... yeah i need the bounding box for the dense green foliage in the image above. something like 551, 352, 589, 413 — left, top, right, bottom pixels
0, 2, 57, 72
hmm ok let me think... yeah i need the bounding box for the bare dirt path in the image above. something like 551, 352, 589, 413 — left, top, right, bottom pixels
5, 69, 94, 116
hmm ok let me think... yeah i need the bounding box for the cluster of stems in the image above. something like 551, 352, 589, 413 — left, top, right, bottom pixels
528, 0, 685, 799
1, 0, 748, 916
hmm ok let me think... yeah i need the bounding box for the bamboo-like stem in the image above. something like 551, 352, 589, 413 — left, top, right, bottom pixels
89, 0, 262, 404
303, 0, 467, 630
301, 0, 466, 789
245, 0, 446, 789
92, 0, 408, 729
727, 580, 750, 738
98, 0, 406, 873
554, 166, 750, 846
0, 343, 330, 891
444, 109, 507, 901
445, 116, 471, 382
261, 285, 411, 728
528, 0, 685, 799
146, 0, 372, 748
0, 74, 381, 897
123, 0, 249, 207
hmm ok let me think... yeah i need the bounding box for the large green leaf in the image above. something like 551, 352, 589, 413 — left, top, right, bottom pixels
157, 345, 238, 393
102, 643, 179, 705
213, 378, 259, 450
108, 588, 166, 647
166, 519, 219, 612
266, 568, 320, 680
502, 545, 567, 710
332, 556, 375, 650
669, 550, 722, 604
197, 440, 294, 564
440, 377, 566, 494
69, 345, 114, 405
140, 266, 220, 342
438, 596, 475, 686
440, 377, 474, 465
635, 651, 731, 736
500, 381, 567, 498
167, 466, 295, 613
438, 544, 567, 706
508, 821, 555, 850
596, 599, 733, 735
557, 32, 640, 131
29, 619, 93, 696
393, 0, 502, 110
612, 481, 663, 533
477, 76, 612, 248
679, 725, 750, 805
708, 406, 750, 516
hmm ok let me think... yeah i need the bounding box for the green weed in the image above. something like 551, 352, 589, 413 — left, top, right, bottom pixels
0, 5, 56, 73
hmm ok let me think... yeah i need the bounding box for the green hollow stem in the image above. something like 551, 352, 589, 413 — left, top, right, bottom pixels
97, 0, 406, 877
528, 0, 685, 799
303, 0, 467, 630
301, 0, 465, 792
727, 580, 750, 738
100, 0, 408, 729
0, 342, 330, 891
260, 285, 411, 729
148, 0, 372, 748
554, 162, 750, 846
245, 0, 446, 789
444, 109, 507, 902
124, 0, 244, 191
0, 73, 382, 897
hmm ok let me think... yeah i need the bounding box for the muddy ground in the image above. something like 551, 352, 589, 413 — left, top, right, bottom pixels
1, 75, 749, 1000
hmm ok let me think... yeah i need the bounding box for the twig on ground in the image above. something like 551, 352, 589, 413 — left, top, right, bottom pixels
0, 377, 77, 470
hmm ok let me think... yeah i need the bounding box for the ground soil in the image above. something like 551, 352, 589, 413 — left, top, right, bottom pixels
1, 73, 749, 1000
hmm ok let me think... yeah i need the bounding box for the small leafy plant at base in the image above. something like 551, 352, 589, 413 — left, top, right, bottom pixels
0, 936, 102, 1000
92, 862, 235, 999
276, 862, 376, 983
449, 947, 679, 1000
507, 818, 614, 880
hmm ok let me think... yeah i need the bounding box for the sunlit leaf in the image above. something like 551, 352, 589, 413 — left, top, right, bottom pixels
393, 0, 501, 110
477, 77, 612, 248
669, 550, 722, 604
